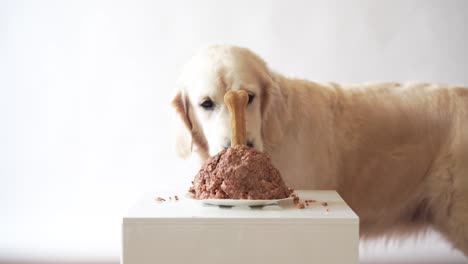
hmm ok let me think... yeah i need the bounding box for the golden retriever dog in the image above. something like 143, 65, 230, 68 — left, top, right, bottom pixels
172, 45, 468, 256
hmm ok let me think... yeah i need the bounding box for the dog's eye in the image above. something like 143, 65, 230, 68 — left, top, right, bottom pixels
200, 98, 214, 110
248, 93, 255, 104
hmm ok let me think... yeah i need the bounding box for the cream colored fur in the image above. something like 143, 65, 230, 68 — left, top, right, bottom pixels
172, 45, 468, 256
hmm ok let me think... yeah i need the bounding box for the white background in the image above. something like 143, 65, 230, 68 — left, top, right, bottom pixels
1, 0, 467, 263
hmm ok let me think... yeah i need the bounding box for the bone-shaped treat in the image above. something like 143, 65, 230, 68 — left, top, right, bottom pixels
224, 90, 248, 147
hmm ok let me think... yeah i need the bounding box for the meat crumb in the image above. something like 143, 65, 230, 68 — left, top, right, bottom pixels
293, 196, 300, 204
321, 202, 328, 206
296, 202, 305, 209
174, 195, 179, 201
155, 197, 166, 202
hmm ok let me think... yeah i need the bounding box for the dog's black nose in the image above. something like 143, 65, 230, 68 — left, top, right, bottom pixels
224, 142, 231, 149
224, 140, 254, 149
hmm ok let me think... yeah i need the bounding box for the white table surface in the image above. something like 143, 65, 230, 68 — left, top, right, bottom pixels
122, 190, 359, 264
124, 190, 358, 222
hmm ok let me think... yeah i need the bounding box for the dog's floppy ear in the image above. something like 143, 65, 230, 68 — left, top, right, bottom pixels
172, 90, 193, 159
261, 71, 289, 146
171, 90, 210, 161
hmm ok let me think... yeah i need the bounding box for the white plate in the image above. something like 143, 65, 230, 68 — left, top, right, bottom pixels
186, 193, 294, 207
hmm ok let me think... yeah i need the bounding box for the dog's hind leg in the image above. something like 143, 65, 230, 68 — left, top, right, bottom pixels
431, 147, 468, 257
434, 189, 468, 257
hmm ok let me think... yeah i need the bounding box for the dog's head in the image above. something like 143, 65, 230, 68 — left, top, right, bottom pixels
172, 45, 287, 161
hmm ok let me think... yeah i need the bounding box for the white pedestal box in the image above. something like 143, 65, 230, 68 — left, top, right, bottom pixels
122, 190, 359, 264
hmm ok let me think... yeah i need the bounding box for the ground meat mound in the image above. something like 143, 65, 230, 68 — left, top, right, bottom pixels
189, 145, 292, 199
